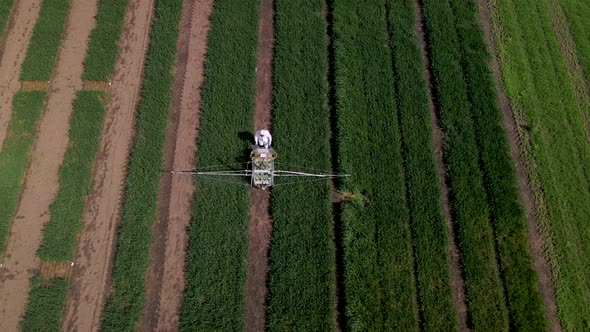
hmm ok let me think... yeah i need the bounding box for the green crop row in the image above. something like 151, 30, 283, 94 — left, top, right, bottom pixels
37, 91, 106, 261
332, 0, 419, 330
421, 0, 510, 329
82, 0, 128, 80
385, 0, 458, 329
0, 92, 45, 257
449, 0, 548, 329
101, 0, 182, 330
0, 0, 15, 41
20, 0, 70, 81
561, 0, 590, 86
266, 0, 335, 330
179, 0, 259, 330
20, 276, 68, 331
490, 0, 590, 329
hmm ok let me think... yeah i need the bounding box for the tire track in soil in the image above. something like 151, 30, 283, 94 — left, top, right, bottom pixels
61, 0, 154, 330
413, 0, 470, 330
140, 0, 213, 330
0, 0, 98, 329
477, 1, 561, 330
0, 0, 42, 151
246, 0, 274, 330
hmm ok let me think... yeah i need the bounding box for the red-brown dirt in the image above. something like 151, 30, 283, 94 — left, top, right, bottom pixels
140, 0, 213, 330
413, 0, 470, 330
0, 0, 98, 329
246, 0, 274, 330
477, 1, 562, 330
0, 0, 42, 150
61, 0, 154, 330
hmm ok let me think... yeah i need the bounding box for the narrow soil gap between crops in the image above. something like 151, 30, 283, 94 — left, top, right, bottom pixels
140, 0, 213, 330
477, 1, 562, 331
246, 0, 274, 331
0, 0, 98, 329
0, 0, 43, 151
414, 0, 470, 330
62, 0, 154, 330
324, 0, 345, 330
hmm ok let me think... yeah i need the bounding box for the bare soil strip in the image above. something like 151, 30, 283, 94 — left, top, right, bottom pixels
246, 0, 274, 330
20, 81, 48, 91
413, 0, 469, 330
0, 0, 42, 150
477, 1, 561, 330
139, 0, 213, 330
0, 0, 98, 329
61, 0, 154, 330
546, 0, 590, 142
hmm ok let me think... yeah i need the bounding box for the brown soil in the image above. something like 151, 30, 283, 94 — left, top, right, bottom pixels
61, 0, 154, 330
82, 80, 110, 91
245, 0, 274, 331
139, 0, 213, 330
21, 80, 48, 91
40, 261, 73, 280
0, 0, 98, 329
0, 0, 42, 150
413, 0, 470, 330
477, 1, 562, 331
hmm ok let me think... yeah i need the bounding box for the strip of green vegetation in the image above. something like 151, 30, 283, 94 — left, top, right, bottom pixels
385, 0, 458, 329
0, 92, 45, 257
82, 0, 128, 80
561, 0, 590, 86
101, 0, 182, 330
20, 0, 70, 81
421, 0, 509, 329
179, 0, 258, 330
333, 0, 418, 330
37, 91, 106, 261
448, 0, 548, 329
0, 0, 15, 40
490, 0, 590, 329
266, 0, 334, 330
20, 276, 68, 331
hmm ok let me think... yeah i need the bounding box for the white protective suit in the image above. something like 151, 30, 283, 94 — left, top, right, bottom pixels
254, 129, 272, 149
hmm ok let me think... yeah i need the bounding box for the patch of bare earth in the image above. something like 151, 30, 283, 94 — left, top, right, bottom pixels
82, 80, 110, 91
61, 0, 154, 330
0, 0, 42, 150
245, 0, 274, 331
0, 0, 98, 329
478, 1, 562, 331
20, 80, 48, 91
413, 0, 470, 330
139, 0, 213, 330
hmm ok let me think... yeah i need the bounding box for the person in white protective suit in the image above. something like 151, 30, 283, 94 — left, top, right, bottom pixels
254, 129, 272, 149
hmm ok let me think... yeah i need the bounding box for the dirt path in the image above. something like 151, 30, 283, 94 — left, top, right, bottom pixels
413, 0, 469, 330
139, 0, 213, 330
0, 0, 98, 329
61, 0, 154, 330
477, 1, 561, 331
0, 0, 42, 150
245, 0, 274, 331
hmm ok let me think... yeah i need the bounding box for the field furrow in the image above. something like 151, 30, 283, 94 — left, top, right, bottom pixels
179, 0, 259, 329
266, 0, 335, 330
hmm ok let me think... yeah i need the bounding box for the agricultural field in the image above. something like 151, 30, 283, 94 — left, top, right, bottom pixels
0, 0, 589, 330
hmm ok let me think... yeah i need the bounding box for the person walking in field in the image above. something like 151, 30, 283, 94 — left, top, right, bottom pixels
254, 129, 272, 149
